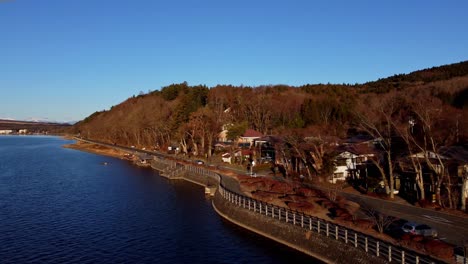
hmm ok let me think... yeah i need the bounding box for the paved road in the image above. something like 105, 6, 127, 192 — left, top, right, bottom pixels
311, 185, 468, 246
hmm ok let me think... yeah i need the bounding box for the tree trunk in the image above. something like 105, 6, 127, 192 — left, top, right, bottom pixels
200, 135, 205, 157
370, 158, 390, 195
180, 138, 188, 154
416, 170, 425, 200
207, 135, 213, 158
445, 171, 454, 209
387, 153, 395, 199
461, 172, 468, 211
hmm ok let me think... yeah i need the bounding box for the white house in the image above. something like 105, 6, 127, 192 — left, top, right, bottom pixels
331, 150, 373, 184
0, 130, 13, 135
221, 153, 232, 164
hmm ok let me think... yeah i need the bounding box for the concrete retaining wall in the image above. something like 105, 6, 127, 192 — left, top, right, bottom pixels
212, 190, 388, 264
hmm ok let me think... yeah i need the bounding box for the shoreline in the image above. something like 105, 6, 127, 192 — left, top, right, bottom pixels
63, 141, 129, 159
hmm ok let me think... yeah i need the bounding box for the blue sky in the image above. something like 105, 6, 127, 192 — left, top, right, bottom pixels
1, 0, 467, 122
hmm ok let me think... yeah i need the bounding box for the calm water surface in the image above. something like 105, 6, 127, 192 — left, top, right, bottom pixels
0, 136, 316, 263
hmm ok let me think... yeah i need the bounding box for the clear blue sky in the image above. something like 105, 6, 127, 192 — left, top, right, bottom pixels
1, 0, 467, 122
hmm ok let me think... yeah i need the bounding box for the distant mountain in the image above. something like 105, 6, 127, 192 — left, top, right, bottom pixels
0, 119, 72, 132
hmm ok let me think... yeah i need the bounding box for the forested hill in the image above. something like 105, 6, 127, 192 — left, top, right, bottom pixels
73, 60, 468, 151
360, 60, 468, 93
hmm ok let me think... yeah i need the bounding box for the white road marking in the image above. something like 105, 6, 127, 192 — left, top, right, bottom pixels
421, 215, 452, 224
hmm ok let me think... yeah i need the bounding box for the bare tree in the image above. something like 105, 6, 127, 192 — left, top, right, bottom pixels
363, 206, 396, 234
355, 93, 400, 198
410, 96, 455, 207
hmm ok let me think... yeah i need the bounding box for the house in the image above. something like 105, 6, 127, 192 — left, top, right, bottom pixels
440, 144, 468, 209
221, 153, 232, 164
253, 135, 282, 162
0, 130, 13, 135
214, 142, 230, 151
238, 129, 263, 147
398, 147, 466, 203
18, 129, 28, 134
233, 149, 252, 163
217, 124, 232, 143
331, 147, 374, 184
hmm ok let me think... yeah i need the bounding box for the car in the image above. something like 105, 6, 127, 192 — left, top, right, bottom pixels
401, 222, 438, 237
195, 160, 204, 165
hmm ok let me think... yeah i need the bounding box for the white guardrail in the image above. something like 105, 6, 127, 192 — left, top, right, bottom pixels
218, 184, 447, 264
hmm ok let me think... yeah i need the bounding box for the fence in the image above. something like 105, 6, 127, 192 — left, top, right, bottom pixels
185, 164, 220, 185
217, 184, 444, 264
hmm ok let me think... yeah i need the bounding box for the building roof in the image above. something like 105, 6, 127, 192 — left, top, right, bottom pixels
242, 129, 263, 138
256, 135, 283, 143
440, 144, 468, 163
343, 134, 374, 145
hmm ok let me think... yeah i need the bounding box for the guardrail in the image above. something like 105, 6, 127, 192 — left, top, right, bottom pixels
217, 184, 447, 264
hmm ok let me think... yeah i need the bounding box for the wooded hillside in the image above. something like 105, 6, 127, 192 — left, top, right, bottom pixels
74, 61, 468, 149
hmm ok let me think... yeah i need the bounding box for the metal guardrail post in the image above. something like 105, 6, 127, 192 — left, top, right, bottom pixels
345, 229, 348, 244
365, 237, 368, 252
355, 233, 357, 248
376, 241, 380, 257
326, 223, 329, 237
401, 251, 404, 264
388, 246, 391, 262
335, 226, 338, 240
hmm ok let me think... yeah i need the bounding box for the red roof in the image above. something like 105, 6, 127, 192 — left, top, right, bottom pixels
241, 149, 252, 155
242, 129, 263, 138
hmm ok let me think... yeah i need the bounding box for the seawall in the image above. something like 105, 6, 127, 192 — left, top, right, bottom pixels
150, 158, 387, 263
212, 187, 389, 264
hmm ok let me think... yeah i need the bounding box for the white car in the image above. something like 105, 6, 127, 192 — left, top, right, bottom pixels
401, 222, 438, 237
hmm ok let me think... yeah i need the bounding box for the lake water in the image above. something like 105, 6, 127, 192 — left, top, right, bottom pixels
0, 136, 315, 263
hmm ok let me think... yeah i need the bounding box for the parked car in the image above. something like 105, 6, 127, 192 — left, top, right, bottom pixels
401, 222, 438, 237
195, 160, 204, 165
